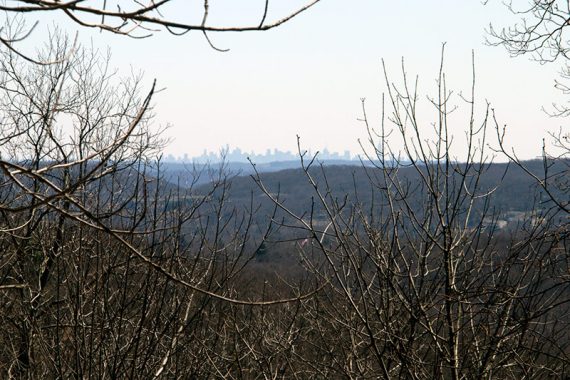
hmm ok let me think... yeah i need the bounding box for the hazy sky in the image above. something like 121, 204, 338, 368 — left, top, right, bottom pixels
14, 0, 567, 160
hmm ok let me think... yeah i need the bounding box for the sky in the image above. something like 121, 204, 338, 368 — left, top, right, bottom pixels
10, 0, 567, 160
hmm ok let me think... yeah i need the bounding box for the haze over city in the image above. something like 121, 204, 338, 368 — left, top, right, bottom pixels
1, 2, 569, 378
15, 0, 565, 161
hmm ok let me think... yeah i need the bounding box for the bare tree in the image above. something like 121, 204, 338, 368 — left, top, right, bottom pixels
487, 1, 570, 114
250, 51, 570, 378
0, 29, 318, 378
0, 0, 323, 58
486, 1, 569, 215
1, 4, 568, 378
487, 1, 570, 62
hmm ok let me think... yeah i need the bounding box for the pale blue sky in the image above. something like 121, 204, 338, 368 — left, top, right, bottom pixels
13, 1, 566, 159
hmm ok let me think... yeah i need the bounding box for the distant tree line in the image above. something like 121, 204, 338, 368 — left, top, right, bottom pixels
0, 2, 568, 378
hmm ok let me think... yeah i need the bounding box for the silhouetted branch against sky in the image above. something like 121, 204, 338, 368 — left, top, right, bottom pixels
486, 0, 570, 120
0, 1, 563, 160
486, 0, 570, 63
0, 0, 322, 54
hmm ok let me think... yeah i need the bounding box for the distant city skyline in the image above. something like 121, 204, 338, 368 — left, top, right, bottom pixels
164, 145, 357, 163
14, 1, 565, 160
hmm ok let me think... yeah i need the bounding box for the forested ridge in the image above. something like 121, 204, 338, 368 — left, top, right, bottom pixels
1, 1, 570, 378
